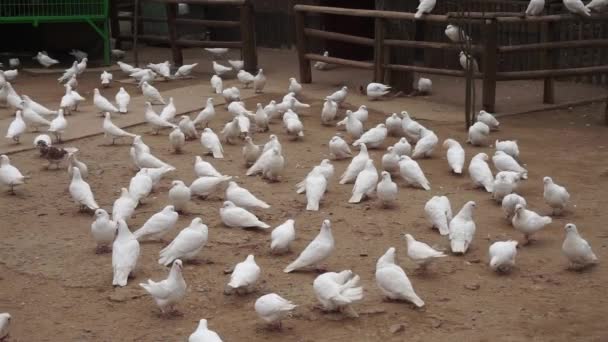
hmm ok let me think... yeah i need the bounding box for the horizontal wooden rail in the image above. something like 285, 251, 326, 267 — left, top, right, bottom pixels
119, 34, 242, 48
144, 0, 246, 4
305, 53, 374, 69
385, 64, 483, 78
499, 39, 608, 52
304, 28, 374, 46
294, 4, 451, 23
384, 39, 483, 52
497, 65, 608, 80
117, 15, 240, 28
497, 13, 608, 23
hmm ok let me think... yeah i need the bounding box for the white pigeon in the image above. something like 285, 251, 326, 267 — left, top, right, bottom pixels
382, 146, 400, 174
21, 99, 51, 131
189, 175, 232, 198
321, 98, 338, 125
21, 95, 57, 117
69, 168, 98, 211
416, 0, 436, 18
210, 74, 223, 94
160, 97, 177, 122
344, 110, 363, 140
467, 121, 490, 146
375, 248, 424, 307
33, 134, 52, 149
0, 155, 27, 194
226, 181, 270, 209
493, 151, 528, 179
512, 204, 552, 244
93, 88, 118, 114
147, 61, 171, 79
247, 148, 284, 181
168, 180, 191, 213
189, 319, 223, 342
405, 234, 447, 269
3, 82, 22, 110
194, 156, 223, 178
283, 113, 304, 140
459, 51, 480, 73
393, 138, 412, 156
112, 188, 138, 222
103, 113, 136, 144
112, 219, 140, 287
271, 219, 296, 254
264, 100, 279, 121
174, 63, 198, 77
200, 128, 224, 159
47, 109, 67, 142
60, 85, 76, 114
228, 59, 244, 71
91, 209, 117, 253
313, 50, 331, 70
142, 81, 166, 104
477, 110, 500, 130
255, 293, 297, 328
350, 105, 369, 123
66, 75, 79, 90
366, 82, 391, 100
0, 312, 10, 340
193, 98, 216, 128
329, 136, 352, 160
412, 127, 438, 158
35, 51, 59, 67
263, 134, 282, 153
254, 103, 269, 132
296, 159, 334, 193
445, 24, 470, 42
340, 143, 370, 184
385, 113, 403, 137
492, 171, 521, 203
220, 119, 240, 145
117, 61, 136, 74
58, 62, 78, 83
114, 87, 130, 114
9, 58, 20, 68
178, 116, 198, 140
284, 219, 334, 272
159, 218, 208, 266
237, 70, 255, 88
76, 57, 88, 74
212, 61, 232, 76
562, 223, 598, 269
3, 69, 18, 81
143, 165, 175, 188
133, 205, 179, 241
353, 124, 387, 149
287, 77, 302, 95
227, 254, 261, 294
5, 110, 26, 143
349, 159, 378, 203
327, 86, 348, 105
205, 47, 228, 58
140, 259, 187, 314
220, 201, 269, 229
69, 49, 87, 61
301, 167, 327, 212
100, 71, 113, 88
449, 201, 477, 254
417, 77, 433, 94
543, 176, 570, 215
398, 155, 431, 190
469, 153, 494, 192
586, 0, 608, 12
488, 240, 519, 273
563, 0, 591, 16
377, 171, 398, 207
129, 169, 153, 203
443, 138, 465, 174
169, 127, 186, 153
495, 139, 520, 160
502, 193, 527, 221
242, 136, 262, 166
424, 195, 453, 236
253, 68, 266, 93
313, 270, 363, 317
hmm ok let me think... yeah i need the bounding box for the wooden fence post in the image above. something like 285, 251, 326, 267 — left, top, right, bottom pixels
542, 21, 556, 104
482, 18, 498, 113
240, 1, 258, 73
294, 9, 312, 83
374, 18, 386, 83
165, 3, 183, 66
605, 96, 608, 126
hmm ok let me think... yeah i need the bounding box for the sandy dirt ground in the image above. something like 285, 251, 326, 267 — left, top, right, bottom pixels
1, 65, 608, 342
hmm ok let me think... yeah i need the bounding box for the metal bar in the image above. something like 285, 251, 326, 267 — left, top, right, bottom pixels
497, 65, 608, 80
499, 39, 608, 53
294, 4, 451, 23
117, 15, 240, 28
305, 53, 374, 69
384, 39, 483, 52
385, 63, 483, 77
304, 28, 375, 46
118, 34, 243, 48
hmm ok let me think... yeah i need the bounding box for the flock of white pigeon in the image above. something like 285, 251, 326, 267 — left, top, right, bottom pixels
0, 43, 601, 341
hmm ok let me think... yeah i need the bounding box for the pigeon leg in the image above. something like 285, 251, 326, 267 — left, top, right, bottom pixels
8, 184, 16, 195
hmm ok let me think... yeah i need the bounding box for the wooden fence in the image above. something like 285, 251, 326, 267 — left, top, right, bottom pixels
112, 0, 257, 71
294, 4, 608, 113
